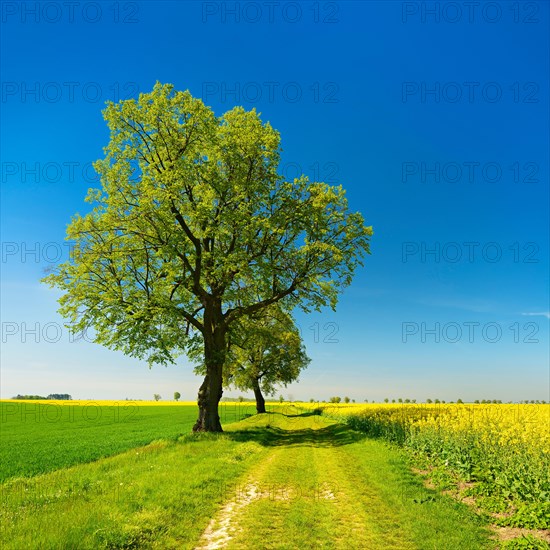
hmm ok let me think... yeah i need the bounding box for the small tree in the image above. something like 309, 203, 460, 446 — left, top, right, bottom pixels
384, 398, 389, 403
279, 395, 284, 403
154, 394, 161, 402
193, 305, 308, 414
174, 391, 181, 402
426, 398, 433, 404
344, 396, 350, 404
330, 396, 341, 403
226, 307, 308, 414
456, 398, 463, 404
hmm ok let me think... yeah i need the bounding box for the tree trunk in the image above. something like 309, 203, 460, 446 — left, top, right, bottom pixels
252, 378, 266, 414
193, 369, 223, 432
193, 301, 226, 432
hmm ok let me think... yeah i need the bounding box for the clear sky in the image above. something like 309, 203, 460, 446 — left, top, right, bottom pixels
1, 1, 548, 402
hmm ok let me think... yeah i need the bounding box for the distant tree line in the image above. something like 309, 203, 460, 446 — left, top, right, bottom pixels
323, 397, 547, 405
12, 394, 47, 400
12, 394, 72, 400
328, 397, 356, 404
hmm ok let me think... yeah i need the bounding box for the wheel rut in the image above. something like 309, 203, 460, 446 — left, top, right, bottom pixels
194, 415, 414, 549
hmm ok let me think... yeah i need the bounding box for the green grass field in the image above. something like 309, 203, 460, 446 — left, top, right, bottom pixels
2, 402, 547, 549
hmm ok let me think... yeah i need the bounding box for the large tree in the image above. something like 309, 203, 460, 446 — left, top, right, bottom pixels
44, 83, 372, 432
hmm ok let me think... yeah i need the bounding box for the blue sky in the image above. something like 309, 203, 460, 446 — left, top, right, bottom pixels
1, 1, 548, 402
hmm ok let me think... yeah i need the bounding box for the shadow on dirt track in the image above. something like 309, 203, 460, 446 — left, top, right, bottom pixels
224, 412, 367, 448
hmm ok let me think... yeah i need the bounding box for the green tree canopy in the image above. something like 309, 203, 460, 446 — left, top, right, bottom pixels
221, 305, 310, 413
43, 82, 372, 431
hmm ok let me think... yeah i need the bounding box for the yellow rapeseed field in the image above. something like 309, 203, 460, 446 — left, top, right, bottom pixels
306, 402, 550, 448
297, 402, 549, 529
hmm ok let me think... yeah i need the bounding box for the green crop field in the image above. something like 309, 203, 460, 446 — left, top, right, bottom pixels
1, 402, 548, 549
0, 400, 257, 481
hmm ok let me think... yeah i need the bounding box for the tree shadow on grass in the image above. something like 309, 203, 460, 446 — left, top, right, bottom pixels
283, 411, 321, 418
224, 412, 366, 448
